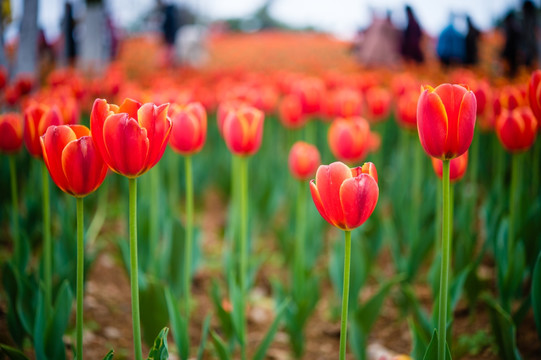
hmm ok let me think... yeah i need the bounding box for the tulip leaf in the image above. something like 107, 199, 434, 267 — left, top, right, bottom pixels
532, 251, 541, 341
253, 298, 290, 360
422, 330, 452, 360
146, 327, 169, 360
210, 281, 234, 341
102, 350, 114, 360
44, 280, 73, 359
1, 263, 25, 347
483, 294, 522, 360
0, 344, 30, 360
409, 317, 430, 360
196, 315, 212, 360
210, 331, 232, 360
33, 286, 46, 360
140, 278, 170, 348
164, 287, 189, 360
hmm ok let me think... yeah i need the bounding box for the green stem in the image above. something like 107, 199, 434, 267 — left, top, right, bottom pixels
532, 140, 540, 196
9, 156, 20, 265
184, 156, 193, 318
76, 198, 84, 360
339, 230, 352, 360
169, 149, 179, 215
129, 178, 143, 360
150, 166, 159, 275
238, 156, 249, 360
305, 119, 315, 144
294, 180, 307, 293
438, 160, 452, 360
470, 129, 479, 186
508, 154, 521, 260
42, 161, 52, 312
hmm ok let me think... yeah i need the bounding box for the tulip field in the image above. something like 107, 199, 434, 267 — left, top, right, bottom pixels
1, 31, 541, 360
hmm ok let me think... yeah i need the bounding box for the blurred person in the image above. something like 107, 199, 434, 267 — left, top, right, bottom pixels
159, 0, 179, 67
464, 15, 480, 66
356, 10, 400, 68
437, 14, 465, 67
62, 1, 77, 66
521, 0, 538, 68
501, 10, 520, 77
400, 5, 424, 63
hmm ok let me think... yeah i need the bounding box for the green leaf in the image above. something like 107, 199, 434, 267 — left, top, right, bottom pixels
140, 278, 170, 348
1, 263, 25, 346
531, 251, 541, 341
253, 298, 290, 360
422, 330, 452, 360
33, 286, 46, 360
210, 331, 231, 360
164, 288, 189, 360
0, 344, 30, 360
483, 295, 522, 360
210, 281, 234, 340
409, 318, 430, 360
102, 349, 114, 360
44, 280, 73, 359
146, 327, 169, 360
196, 315, 212, 360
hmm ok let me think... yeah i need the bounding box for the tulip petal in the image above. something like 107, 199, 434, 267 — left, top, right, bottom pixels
138, 102, 171, 171
103, 113, 149, 177
118, 98, 142, 120
315, 162, 352, 229
310, 180, 332, 226
41, 125, 77, 193
456, 91, 477, 156
62, 136, 107, 196
417, 89, 448, 158
339, 174, 379, 230
90, 99, 116, 168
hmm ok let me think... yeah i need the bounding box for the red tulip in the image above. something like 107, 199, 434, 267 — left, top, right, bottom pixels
310, 161, 379, 231
169, 102, 207, 155
396, 90, 419, 130
90, 98, 172, 178
328, 116, 371, 163
431, 151, 468, 182
222, 104, 264, 156
528, 70, 541, 123
217, 100, 247, 136
495, 107, 538, 153
330, 88, 363, 119
417, 84, 477, 160
41, 125, 107, 197
291, 77, 325, 116
24, 102, 63, 158
365, 87, 391, 122
279, 94, 306, 129
0, 113, 24, 153
288, 141, 321, 181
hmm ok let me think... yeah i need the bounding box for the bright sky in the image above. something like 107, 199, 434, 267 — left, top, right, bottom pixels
8, 0, 527, 42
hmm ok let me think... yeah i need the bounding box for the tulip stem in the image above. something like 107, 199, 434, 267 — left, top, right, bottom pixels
184, 155, 193, 319
294, 180, 307, 295
339, 230, 352, 360
169, 149, 179, 215
239, 155, 248, 360
150, 165, 159, 275
409, 135, 423, 279
438, 160, 451, 360
532, 140, 540, 196
508, 154, 521, 265
76, 197, 84, 360
129, 178, 143, 360
9, 156, 20, 267
42, 161, 52, 313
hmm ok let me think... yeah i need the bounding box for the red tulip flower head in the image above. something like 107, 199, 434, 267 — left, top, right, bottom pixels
310, 161, 379, 231
495, 107, 538, 153
169, 102, 207, 155
528, 70, 541, 123
0, 113, 23, 153
328, 116, 371, 163
331, 88, 363, 119
288, 141, 321, 181
279, 94, 306, 129
24, 102, 63, 158
365, 87, 391, 122
431, 151, 468, 183
396, 90, 419, 130
222, 104, 264, 156
90, 98, 172, 178
217, 100, 246, 136
417, 84, 477, 160
41, 125, 107, 197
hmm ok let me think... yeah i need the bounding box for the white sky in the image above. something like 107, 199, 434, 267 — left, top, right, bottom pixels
9, 0, 528, 42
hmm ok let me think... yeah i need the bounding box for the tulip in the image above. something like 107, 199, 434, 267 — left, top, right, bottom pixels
90, 97, 172, 360
41, 124, 107, 360
495, 107, 538, 153
0, 113, 23, 154
288, 141, 321, 181
222, 104, 264, 156
24, 102, 63, 158
396, 90, 418, 131
310, 161, 379, 360
217, 99, 247, 136
169, 102, 207, 155
417, 84, 476, 160
431, 152, 468, 183
279, 94, 306, 129
529, 70, 541, 122
291, 77, 325, 116
330, 88, 363, 119
365, 87, 391, 123
328, 116, 371, 163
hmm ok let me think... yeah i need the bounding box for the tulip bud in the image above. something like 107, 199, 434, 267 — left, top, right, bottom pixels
396, 90, 419, 130
24, 102, 63, 158
288, 141, 321, 181
0, 113, 23, 153
169, 102, 207, 155
365, 87, 391, 123
495, 107, 537, 153
528, 70, 541, 123
328, 116, 371, 163
431, 152, 468, 182
279, 94, 306, 129
222, 104, 264, 156
417, 84, 477, 160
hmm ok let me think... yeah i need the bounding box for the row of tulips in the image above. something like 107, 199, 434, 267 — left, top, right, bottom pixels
1, 65, 540, 360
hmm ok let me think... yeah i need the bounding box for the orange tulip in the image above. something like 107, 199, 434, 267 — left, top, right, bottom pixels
417, 84, 476, 160
90, 98, 172, 178
328, 117, 371, 163
169, 102, 207, 155
41, 125, 107, 197
0, 113, 23, 153
310, 161, 379, 231
495, 107, 538, 153
222, 104, 264, 156
288, 141, 321, 181
528, 70, 541, 123
431, 151, 468, 182
24, 102, 63, 158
